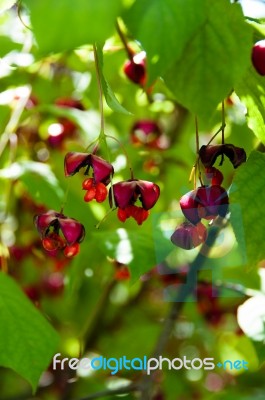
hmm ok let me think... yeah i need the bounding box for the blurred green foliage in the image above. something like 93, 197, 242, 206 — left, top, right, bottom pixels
0, 0, 265, 399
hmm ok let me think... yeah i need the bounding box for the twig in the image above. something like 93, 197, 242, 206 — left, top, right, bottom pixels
105, 134, 134, 179
93, 44, 105, 137
76, 218, 225, 400
82, 279, 117, 353
93, 43, 115, 205
138, 217, 225, 399
206, 124, 226, 146
221, 101, 225, 145
116, 20, 134, 60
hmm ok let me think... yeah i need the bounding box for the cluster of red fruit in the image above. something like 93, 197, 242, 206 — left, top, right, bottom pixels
171, 143, 246, 250
64, 151, 160, 225
130, 120, 169, 150
34, 210, 85, 258
34, 151, 160, 256
33, 43, 160, 258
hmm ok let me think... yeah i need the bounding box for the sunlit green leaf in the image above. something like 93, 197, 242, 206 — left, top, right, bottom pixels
23, 0, 122, 54
235, 66, 265, 144
218, 332, 259, 373
0, 272, 59, 392
123, 0, 206, 83
230, 151, 265, 268
163, 0, 252, 120
92, 225, 158, 281
95, 44, 131, 115
0, 161, 64, 208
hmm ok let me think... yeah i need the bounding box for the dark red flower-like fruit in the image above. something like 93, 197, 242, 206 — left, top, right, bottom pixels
64, 152, 113, 184
171, 222, 207, 250
111, 179, 160, 225
55, 98, 84, 110
179, 190, 200, 225
131, 120, 169, 150
131, 120, 161, 146
65, 152, 114, 203
123, 51, 147, 86
180, 185, 229, 225
252, 40, 265, 76
47, 122, 66, 148
34, 210, 85, 257
205, 167, 223, 186
199, 144, 246, 169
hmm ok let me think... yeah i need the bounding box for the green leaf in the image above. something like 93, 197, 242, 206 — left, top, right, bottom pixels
38, 105, 101, 140
0, 0, 15, 13
235, 66, 265, 144
218, 332, 259, 374
95, 44, 131, 115
23, 0, 122, 54
230, 151, 265, 268
0, 161, 64, 208
123, 0, 206, 83
163, 0, 252, 121
92, 225, 158, 281
0, 272, 59, 392
0, 36, 22, 57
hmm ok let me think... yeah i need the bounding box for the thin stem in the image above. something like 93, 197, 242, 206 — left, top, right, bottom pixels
93, 43, 115, 205
190, 121, 227, 183
85, 136, 100, 152
116, 20, 134, 60
139, 217, 225, 399
95, 207, 116, 229
156, 218, 223, 354
68, 218, 226, 400
195, 115, 199, 154
195, 117, 200, 186
93, 44, 105, 137
218, 101, 226, 165
194, 163, 197, 189
105, 134, 134, 179
221, 101, 225, 145
189, 165, 195, 184
82, 279, 117, 353
17, 1, 32, 31
60, 180, 70, 213
190, 116, 203, 188
206, 123, 226, 146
